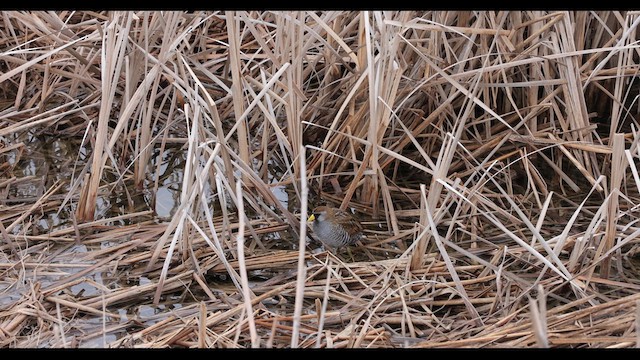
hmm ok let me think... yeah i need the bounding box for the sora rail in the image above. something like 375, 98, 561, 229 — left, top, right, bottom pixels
307, 206, 363, 250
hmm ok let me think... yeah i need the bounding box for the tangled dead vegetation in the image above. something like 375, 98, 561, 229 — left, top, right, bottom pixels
2, 11, 640, 348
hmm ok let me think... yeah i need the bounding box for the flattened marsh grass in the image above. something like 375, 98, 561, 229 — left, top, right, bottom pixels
2, 10, 640, 348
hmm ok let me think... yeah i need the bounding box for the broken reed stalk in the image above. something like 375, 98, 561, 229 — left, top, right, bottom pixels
235, 180, 259, 348
530, 284, 549, 348
80, 12, 132, 222
226, 11, 251, 186
291, 145, 309, 348
600, 133, 627, 278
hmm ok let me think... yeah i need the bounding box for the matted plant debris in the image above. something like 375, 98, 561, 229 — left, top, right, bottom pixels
2, 11, 640, 348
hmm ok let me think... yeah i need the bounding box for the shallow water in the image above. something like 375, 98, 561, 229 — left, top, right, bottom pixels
2, 131, 185, 230
0, 132, 191, 347
0, 131, 303, 347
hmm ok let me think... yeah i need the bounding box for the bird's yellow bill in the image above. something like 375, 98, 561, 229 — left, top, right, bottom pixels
307, 214, 315, 221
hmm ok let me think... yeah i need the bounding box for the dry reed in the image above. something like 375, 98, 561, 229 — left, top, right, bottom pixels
1, 10, 640, 348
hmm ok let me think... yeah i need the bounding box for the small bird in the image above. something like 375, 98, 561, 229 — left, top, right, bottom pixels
307, 206, 363, 251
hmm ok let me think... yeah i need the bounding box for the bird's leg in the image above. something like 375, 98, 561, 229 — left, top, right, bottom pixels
345, 246, 355, 262
326, 245, 338, 256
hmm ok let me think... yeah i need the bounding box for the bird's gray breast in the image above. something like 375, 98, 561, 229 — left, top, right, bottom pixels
313, 220, 357, 247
